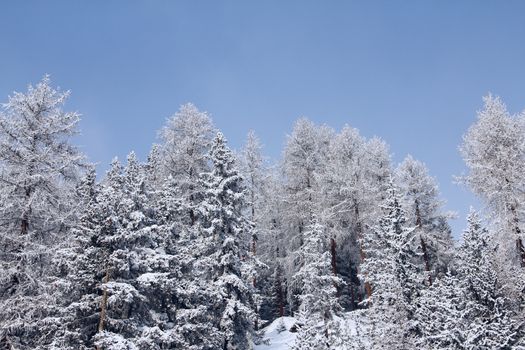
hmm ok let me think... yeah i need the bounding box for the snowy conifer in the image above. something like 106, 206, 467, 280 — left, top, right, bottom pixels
360, 180, 419, 349
416, 210, 523, 349
159, 103, 215, 226
415, 270, 466, 349
396, 155, 453, 284
66, 154, 185, 349
291, 217, 343, 350
281, 118, 334, 312
240, 130, 266, 222
460, 95, 525, 280
191, 132, 258, 349
458, 210, 522, 349
0, 76, 85, 348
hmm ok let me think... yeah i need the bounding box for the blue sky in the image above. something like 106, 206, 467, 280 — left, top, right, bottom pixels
1, 1, 525, 237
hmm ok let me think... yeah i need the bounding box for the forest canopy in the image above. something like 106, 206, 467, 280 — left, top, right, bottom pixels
1, 77, 525, 349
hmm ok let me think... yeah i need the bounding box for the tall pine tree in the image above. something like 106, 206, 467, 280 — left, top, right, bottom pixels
192, 132, 258, 350
416, 210, 523, 349
0, 76, 85, 348
292, 217, 343, 350
360, 180, 420, 350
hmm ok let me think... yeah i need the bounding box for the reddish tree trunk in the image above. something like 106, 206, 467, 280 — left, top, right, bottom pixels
511, 205, 525, 267
252, 237, 257, 287
277, 285, 284, 317
275, 267, 285, 317
20, 187, 32, 235
330, 238, 337, 275
20, 219, 28, 235
517, 238, 525, 267
330, 237, 340, 297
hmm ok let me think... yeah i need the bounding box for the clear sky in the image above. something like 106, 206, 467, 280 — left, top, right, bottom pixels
1, 1, 525, 238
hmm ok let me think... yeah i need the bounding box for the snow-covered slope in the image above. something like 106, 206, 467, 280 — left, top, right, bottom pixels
256, 313, 364, 349
255, 317, 298, 350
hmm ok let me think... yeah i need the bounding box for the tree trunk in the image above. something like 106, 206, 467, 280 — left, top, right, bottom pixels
420, 236, 433, 286
517, 239, 525, 267
330, 237, 340, 297
20, 218, 28, 235
349, 279, 356, 310
254, 296, 259, 331
189, 208, 195, 226
20, 187, 32, 235
415, 200, 422, 228
510, 205, 525, 267
251, 235, 257, 286
189, 168, 196, 226
276, 269, 285, 317
251, 236, 258, 330
278, 298, 284, 318
330, 238, 337, 275
250, 178, 255, 220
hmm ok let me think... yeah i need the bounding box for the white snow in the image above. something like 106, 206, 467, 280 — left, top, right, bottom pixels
255, 313, 365, 349
255, 317, 297, 350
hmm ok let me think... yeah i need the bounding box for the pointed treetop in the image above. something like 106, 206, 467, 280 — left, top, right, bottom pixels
215, 131, 225, 143
479, 93, 507, 120
210, 131, 238, 172
461, 208, 488, 252
109, 157, 121, 171
127, 151, 137, 163
105, 158, 123, 186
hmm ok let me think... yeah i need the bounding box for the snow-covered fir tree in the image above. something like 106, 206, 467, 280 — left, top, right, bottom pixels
414, 269, 465, 349
0, 76, 86, 349
360, 180, 420, 350
67, 154, 185, 349
456, 210, 522, 349
52, 166, 101, 349
416, 210, 523, 349
144, 143, 164, 188
239, 130, 266, 224
190, 132, 258, 350
291, 217, 344, 350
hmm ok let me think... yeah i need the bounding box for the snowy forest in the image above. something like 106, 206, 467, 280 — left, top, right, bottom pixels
1, 76, 525, 350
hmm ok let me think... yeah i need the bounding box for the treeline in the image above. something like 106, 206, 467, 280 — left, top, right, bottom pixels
0, 78, 524, 349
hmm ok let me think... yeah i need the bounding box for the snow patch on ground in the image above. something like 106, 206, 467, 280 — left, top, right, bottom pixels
255, 312, 365, 349
255, 317, 297, 350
